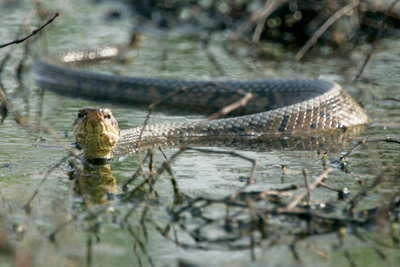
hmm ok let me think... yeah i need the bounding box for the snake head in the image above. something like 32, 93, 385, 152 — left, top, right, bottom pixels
73, 108, 120, 158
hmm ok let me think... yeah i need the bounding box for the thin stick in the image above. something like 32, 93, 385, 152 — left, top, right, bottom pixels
0, 83, 26, 125
22, 155, 71, 213
0, 10, 59, 125
121, 149, 152, 190
284, 168, 332, 210
0, 12, 60, 49
86, 234, 92, 267
20, 123, 85, 211
231, 0, 286, 41
184, 147, 259, 200
135, 82, 253, 167
340, 137, 400, 161
292, 0, 360, 63
123, 149, 186, 199
0, 191, 11, 213
135, 82, 219, 173
344, 167, 391, 216
207, 92, 253, 121
47, 217, 76, 242
354, 0, 400, 82
303, 169, 311, 205
252, 0, 287, 43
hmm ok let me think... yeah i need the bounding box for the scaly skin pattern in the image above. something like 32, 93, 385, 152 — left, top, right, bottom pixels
73, 108, 120, 158
32, 46, 370, 158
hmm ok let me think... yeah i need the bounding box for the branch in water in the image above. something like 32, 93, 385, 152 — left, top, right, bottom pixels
0, 11, 60, 49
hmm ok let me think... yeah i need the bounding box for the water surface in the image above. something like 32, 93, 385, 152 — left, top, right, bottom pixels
1, 1, 400, 266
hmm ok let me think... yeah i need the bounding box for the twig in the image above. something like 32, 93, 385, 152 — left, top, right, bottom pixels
319, 182, 348, 194
0, 83, 26, 125
344, 167, 391, 217
22, 154, 71, 213
135, 82, 220, 172
292, 0, 360, 63
165, 165, 184, 205
0, 5, 36, 73
340, 137, 400, 161
284, 168, 332, 210
0, 9, 59, 125
250, 233, 256, 261
290, 243, 302, 264
231, 0, 286, 42
47, 217, 76, 242
207, 91, 253, 121
134, 81, 254, 184
354, 0, 400, 83
205, 49, 226, 76
252, 0, 287, 43
307, 244, 330, 259
125, 223, 155, 267
384, 97, 400, 102
0, 12, 60, 49
0, 191, 11, 213
139, 198, 150, 242
303, 169, 311, 205
123, 149, 186, 199
20, 121, 88, 211
86, 234, 93, 266
121, 149, 153, 190
180, 147, 259, 200
344, 250, 357, 267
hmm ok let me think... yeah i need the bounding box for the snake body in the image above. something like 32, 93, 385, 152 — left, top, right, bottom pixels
32, 46, 369, 158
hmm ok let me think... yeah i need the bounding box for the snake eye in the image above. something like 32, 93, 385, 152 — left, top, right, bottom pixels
105, 114, 111, 119
78, 112, 83, 118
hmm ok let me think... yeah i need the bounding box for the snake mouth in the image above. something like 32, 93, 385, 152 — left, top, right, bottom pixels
73, 108, 120, 158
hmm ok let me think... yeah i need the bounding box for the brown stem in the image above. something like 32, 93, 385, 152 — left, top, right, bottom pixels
292, 0, 360, 63
353, 0, 400, 82
0, 12, 60, 49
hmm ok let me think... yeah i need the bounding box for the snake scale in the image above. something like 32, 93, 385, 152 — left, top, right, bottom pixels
32, 46, 369, 158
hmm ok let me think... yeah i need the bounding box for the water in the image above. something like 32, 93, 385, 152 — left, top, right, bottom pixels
1, 0, 400, 266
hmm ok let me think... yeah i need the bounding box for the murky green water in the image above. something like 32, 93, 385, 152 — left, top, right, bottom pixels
1, 1, 400, 266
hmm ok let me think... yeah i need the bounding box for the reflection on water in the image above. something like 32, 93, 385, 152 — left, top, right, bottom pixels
115, 125, 367, 155
69, 158, 118, 204
1, 1, 400, 266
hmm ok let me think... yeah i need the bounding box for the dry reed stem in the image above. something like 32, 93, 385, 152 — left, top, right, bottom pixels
340, 137, 400, 161
0, 12, 59, 49
284, 168, 332, 210
292, 0, 360, 63
354, 0, 400, 82
231, 0, 287, 41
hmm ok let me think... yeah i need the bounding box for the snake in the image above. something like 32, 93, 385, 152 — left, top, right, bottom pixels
32, 45, 370, 158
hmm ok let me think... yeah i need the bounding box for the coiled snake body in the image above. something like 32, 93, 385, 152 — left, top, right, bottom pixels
32, 46, 369, 158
